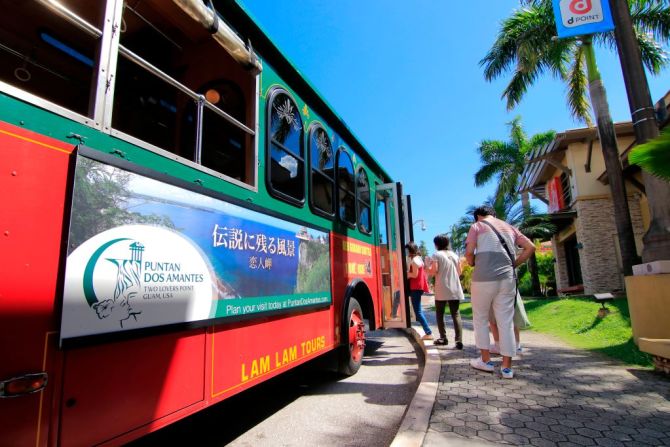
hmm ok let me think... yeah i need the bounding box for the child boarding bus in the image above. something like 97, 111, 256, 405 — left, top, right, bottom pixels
0, 1, 419, 445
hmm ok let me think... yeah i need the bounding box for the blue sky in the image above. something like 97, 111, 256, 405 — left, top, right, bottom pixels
240, 1, 670, 249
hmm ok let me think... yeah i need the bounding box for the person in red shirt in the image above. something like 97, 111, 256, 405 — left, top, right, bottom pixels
405, 242, 433, 340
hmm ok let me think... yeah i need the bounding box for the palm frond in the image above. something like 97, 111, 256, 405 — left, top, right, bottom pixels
507, 206, 527, 228
630, 1, 670, 43
628, 129, 670, 180
526, 130, 556, 154
635, 31, 669, 73
592, 30, 618, 51
477, 140, 513, 163
474, 161, 506, 187
519, 214, 557, 240
480, 4, 558, 82
503, 68, 541, 110
496, 193, 524, 225
508, 116, 526, 149
543, 38, 575, 79
566, 44, 593, 125
474, 139, 520, 187
591, 3, 668, 73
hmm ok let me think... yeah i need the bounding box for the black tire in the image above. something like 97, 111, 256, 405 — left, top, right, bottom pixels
338, 297, 365, 376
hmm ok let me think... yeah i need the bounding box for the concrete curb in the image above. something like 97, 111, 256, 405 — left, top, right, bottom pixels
390, 328, 441, 447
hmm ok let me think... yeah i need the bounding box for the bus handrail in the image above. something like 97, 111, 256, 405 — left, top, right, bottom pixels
171, 0, 262, 74
118, 45, 256, 137
36, 0, 102, 39
34, 0, 255, 138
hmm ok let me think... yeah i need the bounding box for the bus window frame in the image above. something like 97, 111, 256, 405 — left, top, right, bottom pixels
106, 60, 260, 192
265, 86, 306, 207
336, 147, 357, 228
0, 0, 260, 192
356, 167, 372, 235
106, 4, 259, 191
0, 0, 110, 129
307, 122, 335, 220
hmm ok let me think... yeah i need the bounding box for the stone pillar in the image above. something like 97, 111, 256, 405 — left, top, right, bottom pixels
575, 198, 624, 294
552, 236, 570, 292
574, 196, 646, 294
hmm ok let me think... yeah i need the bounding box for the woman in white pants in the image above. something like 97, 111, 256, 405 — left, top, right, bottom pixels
465, 206, 535, 379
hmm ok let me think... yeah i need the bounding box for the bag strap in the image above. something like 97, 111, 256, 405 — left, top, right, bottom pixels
480, 220, 518, 303
480, 220, 516, 267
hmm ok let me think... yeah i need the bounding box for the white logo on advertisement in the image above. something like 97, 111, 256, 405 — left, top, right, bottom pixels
61, 225, 215, 340
560, 0, 604, 28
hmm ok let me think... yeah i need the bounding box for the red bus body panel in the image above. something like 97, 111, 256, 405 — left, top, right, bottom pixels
0, 122, 72, 447
0, 121, 387, 446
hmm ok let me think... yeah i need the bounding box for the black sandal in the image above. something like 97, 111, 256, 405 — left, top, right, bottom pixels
434, 338, 448, 346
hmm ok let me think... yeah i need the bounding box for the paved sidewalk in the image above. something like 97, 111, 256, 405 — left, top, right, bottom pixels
416, 296, 670, 447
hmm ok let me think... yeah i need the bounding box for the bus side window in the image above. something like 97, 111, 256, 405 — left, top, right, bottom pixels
0, 1, 104, 118
185, 80, 247, 182
112, 2, 256, 185
357, 168, 372, 234
309, 124, 335, 217
266, 88, 305, 205
336, 148, 356, 226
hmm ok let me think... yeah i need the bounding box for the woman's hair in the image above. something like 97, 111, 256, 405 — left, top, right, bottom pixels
433, 234, 450, 251
405, 241, 419, 256
473, 205, 496, 221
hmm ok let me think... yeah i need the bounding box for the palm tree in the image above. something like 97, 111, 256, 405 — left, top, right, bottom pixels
483, 0, 669, 124
481, 1, 669, 276
475, 117, 555, 204
449, 218, 472, 256
474, 117, 554, 295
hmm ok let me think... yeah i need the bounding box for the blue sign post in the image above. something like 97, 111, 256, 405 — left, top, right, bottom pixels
553, 0, 615, 38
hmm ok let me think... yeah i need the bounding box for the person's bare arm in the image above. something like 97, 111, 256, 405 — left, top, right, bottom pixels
465, 240, 476, 267
427, 258, 437, 277
514, 237, 535, 267
407, 259, 418, 278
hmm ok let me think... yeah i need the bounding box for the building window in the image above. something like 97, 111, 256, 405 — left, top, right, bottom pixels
309, 124, 334, 216
336, 148, 356, 225
267, 89, 304, 204
560, 172, 572, 208
357, 168, 371, 234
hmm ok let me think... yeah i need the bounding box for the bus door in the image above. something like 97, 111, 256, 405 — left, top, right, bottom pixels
376, 182, 409, 328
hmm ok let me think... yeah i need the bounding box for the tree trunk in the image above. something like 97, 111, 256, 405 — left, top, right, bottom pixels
610, 0, 670, 263
522, 191, 542, 296
584, 41, 640, 276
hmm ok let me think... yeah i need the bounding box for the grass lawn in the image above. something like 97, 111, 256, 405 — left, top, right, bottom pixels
453, 297, 652, 368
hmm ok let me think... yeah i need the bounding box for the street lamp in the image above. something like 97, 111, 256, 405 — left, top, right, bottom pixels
413, 219, 426, 231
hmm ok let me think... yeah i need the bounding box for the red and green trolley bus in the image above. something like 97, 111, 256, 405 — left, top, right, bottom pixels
0, 1, 416, 445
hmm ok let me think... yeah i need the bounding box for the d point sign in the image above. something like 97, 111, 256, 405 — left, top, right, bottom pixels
553, 0, 615, 39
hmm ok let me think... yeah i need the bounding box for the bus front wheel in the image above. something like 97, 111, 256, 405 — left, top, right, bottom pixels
338, 297, 365, 376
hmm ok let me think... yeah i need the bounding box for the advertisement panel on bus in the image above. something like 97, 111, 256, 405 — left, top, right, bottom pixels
60, 152, 331, 343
